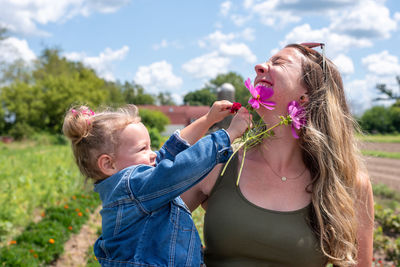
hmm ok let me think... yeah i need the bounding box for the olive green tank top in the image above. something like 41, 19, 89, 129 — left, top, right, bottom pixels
203, 154, 327, 267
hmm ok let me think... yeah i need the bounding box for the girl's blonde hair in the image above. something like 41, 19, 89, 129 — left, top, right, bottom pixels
62, 105, 140, 181
286, 44, 368, 266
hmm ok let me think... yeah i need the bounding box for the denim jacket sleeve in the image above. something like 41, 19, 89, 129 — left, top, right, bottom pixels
155, 130, 191, 163
127, 129, 232, 213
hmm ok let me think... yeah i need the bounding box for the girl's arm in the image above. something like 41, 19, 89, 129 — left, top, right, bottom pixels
179, 100, 232, 145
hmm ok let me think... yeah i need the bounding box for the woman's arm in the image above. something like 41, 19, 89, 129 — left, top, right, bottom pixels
181, 163, 223, 211
355, 173, 374, 267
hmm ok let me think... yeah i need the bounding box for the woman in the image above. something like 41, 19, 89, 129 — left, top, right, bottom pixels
181, 43, 374, 267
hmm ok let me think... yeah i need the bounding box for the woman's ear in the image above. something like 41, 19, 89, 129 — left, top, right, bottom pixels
97, 154, 117, 177
299, 94, 309, 104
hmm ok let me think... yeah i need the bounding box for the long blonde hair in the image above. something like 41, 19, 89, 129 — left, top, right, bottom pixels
286, 44, 366, 266
62, 105, 140, 181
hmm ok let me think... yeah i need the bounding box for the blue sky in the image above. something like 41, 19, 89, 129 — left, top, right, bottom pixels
1, 0, 399, 114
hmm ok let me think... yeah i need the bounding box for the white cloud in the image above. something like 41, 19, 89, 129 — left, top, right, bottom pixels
333, 54, 354, 76
134, 61, 183, 93
0, 0, 130, 36
153, 39, 168, 50
240, 27, 255, 41
280, 24, 372, 56
0, 37, 36, 63
330, 0, 397, 39
362, 51, 400, 76
245, 0, 301, 27
219, 43, 256, 63
345, 72, 399, 115
198, 30, 256, 64
395, 12, 400, 22
64, 46, 129, 81
182, 52, 231, 80
344, 79, 374, 115
230, 14, 251, 27
220, 1, 232, 17
152, 39, 183, 51
201, 31, 236, 48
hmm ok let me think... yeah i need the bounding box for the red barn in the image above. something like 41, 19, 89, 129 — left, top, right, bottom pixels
137, 105, 210, 135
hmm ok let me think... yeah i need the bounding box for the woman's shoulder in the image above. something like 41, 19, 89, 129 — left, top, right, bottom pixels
354, 171, 372, 196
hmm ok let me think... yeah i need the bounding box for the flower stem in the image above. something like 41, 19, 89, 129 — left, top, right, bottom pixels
236, 146, 247, 186
220, 117, 288, 179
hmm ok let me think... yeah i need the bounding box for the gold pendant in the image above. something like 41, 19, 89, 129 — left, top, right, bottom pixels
281, 177, 287, 181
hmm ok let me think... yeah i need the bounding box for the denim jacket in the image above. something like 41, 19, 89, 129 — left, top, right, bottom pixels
93, 129, 232, 267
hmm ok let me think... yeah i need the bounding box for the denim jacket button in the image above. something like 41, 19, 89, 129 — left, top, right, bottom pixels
223, 150, 228, 157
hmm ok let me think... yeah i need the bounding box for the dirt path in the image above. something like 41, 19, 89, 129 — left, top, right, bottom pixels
360, 142, 400, 153
364, 156, 400, 191
51, 206, 101, 267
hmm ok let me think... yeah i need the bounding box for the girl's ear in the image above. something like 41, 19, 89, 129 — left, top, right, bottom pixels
97, 154, 117, 177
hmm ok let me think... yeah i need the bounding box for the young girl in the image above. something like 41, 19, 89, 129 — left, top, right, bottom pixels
62, 101, 251, 267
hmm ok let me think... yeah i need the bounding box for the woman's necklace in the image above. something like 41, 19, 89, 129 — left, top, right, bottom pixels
260, 150, 307, 182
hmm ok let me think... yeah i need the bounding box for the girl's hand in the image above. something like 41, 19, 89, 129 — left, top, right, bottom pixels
226, 108, 252, 142
205, 100, 233, 125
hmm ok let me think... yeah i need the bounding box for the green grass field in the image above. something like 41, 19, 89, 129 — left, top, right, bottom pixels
0, 141, 90, 246
362, 150, 400, 159
357, 134, 400, 143
0, 133, 399, 266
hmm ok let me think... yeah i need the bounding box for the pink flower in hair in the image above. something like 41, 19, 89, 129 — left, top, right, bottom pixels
287, 101, 307, 139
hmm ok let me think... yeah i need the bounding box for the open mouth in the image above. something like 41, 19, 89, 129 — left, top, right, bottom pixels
255, 80, 273, 88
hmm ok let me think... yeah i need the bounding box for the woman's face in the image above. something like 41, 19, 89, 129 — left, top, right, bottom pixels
254, 47, 307, 115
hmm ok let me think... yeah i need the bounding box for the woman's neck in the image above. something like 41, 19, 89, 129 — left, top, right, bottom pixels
255, 122, 304, 172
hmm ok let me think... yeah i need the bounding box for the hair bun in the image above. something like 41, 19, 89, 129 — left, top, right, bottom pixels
62, 106, 95, 145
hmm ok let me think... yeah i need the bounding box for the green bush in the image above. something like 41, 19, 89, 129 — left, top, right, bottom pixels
0, 193, 100, 266
360, 105, 400, 134
148, 128, 162, 149
139, 108, 170, 133
7, 122, 34, 140
31, 132, 68, 145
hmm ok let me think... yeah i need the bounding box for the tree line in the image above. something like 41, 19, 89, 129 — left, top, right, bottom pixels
0, 46, 399, 140
0, 48, 252, 140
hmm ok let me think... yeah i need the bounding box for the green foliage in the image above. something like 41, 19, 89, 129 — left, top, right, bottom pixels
0, 193, 100, 266
30, 132, 68, 145
361, 150, 400, 159
207, 72, 250, 106
122, 82, 155, 105
148, 128, 162, 149
7, 122, 34, 140
373, 183, 400, 265
0, 143, 86, 243
0, 48, 120, 137
375, 75, 400, 103
139, 108, 170, 133
86, 244, 101, 267
157, 92, 176, 106
373, 184, 400, 202
184, 88, 217, 106
357, 134, 400, 143
359, 105, 400, 134
183, 72, 250, 107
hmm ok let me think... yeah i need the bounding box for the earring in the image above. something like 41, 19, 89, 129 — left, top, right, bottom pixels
300, 95, 306, 101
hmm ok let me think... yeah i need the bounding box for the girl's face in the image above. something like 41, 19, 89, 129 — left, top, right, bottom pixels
253, 47, 307, 116
113, 122, 157, 171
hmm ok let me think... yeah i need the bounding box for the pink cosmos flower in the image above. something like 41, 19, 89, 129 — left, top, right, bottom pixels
245, 78, 275, 110
287, 101, 307, 139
